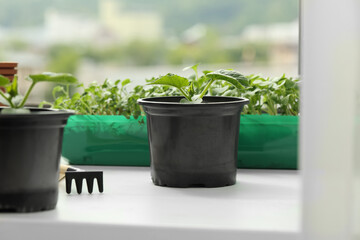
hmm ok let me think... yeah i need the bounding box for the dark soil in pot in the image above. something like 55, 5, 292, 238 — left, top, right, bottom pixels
138, 96, 249, 188
0, 108, 73, 212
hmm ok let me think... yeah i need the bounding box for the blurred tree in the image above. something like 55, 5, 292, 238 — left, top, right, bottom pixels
123, 40, 166, 66
83, 41, 166, 66
83, 44, 124, 64
47, 45, 80, 74
239, 42, 270, 63
7, 39, 29, 51
47, 38, 272, 69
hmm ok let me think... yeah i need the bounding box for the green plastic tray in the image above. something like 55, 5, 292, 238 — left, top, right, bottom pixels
238, 115, 298, 169
62, 114, 298, 169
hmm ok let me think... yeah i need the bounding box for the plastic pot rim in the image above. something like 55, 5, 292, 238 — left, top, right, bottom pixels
137, 96, 249, 107
0, 107, 74, 117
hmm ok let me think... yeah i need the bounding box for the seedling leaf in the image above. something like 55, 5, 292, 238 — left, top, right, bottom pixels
121, 79, 131, 87
5, 76, 19, 98
284, 79, 296, 89
206, 70, 249, 89
183, 63, 199, 73
0, 75, 10, 86
149, 74, 189, 89
28, 72, 78, 85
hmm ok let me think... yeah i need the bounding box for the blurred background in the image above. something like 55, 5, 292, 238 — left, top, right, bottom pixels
0, 0, 299, 103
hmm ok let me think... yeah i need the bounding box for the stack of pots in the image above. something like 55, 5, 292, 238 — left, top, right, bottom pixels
0, 62, 17, 100
0, 62, 17, 81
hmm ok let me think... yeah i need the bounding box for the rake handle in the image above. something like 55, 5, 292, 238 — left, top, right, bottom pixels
59, 164, 81, 181
60, 164, 81, 174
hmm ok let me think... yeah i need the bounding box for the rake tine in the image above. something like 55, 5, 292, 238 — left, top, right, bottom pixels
86, 178, 94, 194
75, 178, 83, 194
65, 175, 73, 194
96, 173, 104, 193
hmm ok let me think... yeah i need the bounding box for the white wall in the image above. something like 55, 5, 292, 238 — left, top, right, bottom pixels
301, 0, 360, 239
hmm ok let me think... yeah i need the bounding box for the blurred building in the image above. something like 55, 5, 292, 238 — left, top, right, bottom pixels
99, 0, 163, 43
181, 24, 207, 44
241, 21, 299, 64
44, 0, 163, 45
44, 9, 111, 45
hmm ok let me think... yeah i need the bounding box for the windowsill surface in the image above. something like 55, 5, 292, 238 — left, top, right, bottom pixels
1, 166, 300, 240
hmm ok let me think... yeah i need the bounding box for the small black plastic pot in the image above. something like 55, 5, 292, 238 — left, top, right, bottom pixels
0, 108, 73, 212
138, 96, 249, 188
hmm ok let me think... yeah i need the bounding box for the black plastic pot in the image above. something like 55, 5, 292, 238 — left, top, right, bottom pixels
0, 108, 73, 212
138, 96, 249, 188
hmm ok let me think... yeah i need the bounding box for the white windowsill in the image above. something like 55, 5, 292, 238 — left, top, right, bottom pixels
0, 166, 301, 240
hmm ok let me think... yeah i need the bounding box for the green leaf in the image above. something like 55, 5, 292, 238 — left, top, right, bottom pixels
6, 76, 18, 98
223, 89, 238, 96
189, 81, 195, 97
28, 72, 78, 84
121, 78, 131, 87
0, 75, 10, 86
210, 86, 229, 95
183, 63, 199, 74
252, 79, 272, 87
281, 95, 290, 105
71, 92, 81, 101
39, 101, 53, 108
284, 79, 296, 89
0, 93, 9, 105
206, 70, 249, 89
149, 73, 189, 89
188, 74, 196, 81
52, 85, 66, 99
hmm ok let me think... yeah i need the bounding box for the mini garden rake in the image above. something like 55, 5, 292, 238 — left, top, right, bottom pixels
59, 165, 103, 194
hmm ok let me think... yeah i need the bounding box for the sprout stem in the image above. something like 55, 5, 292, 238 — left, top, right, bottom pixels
199, 78, 215, 99
0, 90, 15, 108
19, 82, 36, 108
178, 88, 192, 101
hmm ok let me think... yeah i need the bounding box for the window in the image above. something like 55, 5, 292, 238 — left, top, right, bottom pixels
0, 0, 299, 103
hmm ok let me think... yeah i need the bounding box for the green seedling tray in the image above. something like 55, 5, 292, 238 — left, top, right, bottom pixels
237, 115, 298, 169
62, 114, 298, 169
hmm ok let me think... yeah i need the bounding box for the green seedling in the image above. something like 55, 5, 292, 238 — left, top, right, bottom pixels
149, 64, 250, 103
211, 74, 300, 115
44, 79, 136, 116
0, 72, 78, 114
48, 66, 299, 117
